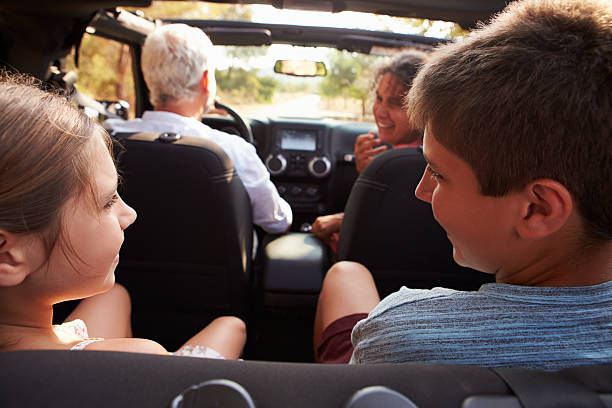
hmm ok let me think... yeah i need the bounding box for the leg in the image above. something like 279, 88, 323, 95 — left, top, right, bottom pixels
313, 261, 380, 360
181, 316, 246, 360
65, 283, 132, 338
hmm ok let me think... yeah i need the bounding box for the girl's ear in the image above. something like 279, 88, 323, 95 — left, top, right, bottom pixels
0, 231, 31, 287
515, 179, 573, 240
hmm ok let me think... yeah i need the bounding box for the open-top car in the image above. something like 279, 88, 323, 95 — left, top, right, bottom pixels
1, 1, 611, 407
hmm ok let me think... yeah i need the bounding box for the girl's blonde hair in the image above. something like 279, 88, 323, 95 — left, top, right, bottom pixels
0, 74, 111, 257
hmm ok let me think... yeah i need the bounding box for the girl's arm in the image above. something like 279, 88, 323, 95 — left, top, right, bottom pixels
84, 337, 168, 355
64, 284, 132, 338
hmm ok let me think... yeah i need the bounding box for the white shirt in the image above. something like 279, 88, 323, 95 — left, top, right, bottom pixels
105, 111, 292, 234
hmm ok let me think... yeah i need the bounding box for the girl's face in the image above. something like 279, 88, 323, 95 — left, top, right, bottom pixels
372, 72, 417, 146
35, 134, 136, 302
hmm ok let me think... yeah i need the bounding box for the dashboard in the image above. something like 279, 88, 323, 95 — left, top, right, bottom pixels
257, 119, 376, 227
207, 116, 377, 226
264, 122, 331, 214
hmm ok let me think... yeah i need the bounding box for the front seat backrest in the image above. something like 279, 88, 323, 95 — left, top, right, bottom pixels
337, 148, 492, 298
112, 132, 253, 351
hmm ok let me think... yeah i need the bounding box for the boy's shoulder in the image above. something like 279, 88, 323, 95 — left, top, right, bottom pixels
367, 281, 612, 321
366, 286, 465, 320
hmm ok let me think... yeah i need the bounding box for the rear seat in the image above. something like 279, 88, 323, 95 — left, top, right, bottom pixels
1, 350, 610, 408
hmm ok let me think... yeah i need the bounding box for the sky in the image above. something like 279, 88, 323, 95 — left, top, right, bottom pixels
248, 5, 458, 38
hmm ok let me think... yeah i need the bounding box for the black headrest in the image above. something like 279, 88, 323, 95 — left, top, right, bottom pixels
338, 148, 491, 295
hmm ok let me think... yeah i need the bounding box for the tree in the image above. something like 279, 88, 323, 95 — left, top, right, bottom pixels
216, 68, 279, 104
67, 34, 135, 110
208, 4, 253, 20
222, 46, 269, 80
319, 50, 379, 116
256, 76, 278, 103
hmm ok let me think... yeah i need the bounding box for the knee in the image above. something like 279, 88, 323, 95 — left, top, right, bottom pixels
213, 316, 247, 340
324, 261, 371, 288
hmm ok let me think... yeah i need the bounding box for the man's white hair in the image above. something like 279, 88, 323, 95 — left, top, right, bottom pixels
142, 23, 216, 107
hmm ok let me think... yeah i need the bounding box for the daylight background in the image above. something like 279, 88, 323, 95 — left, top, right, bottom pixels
70, 1, 465, 121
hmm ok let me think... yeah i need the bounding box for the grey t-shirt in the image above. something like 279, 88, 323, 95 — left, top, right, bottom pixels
350, 281, 612, 370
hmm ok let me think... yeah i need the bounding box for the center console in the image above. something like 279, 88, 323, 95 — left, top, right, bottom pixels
264, 122, 333, 212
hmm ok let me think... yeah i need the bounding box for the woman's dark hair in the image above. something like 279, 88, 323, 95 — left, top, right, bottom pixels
374, 50, 429, 90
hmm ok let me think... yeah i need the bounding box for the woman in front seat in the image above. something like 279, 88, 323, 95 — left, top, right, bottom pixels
0, 75, 245, 359
311, 51, 427, 251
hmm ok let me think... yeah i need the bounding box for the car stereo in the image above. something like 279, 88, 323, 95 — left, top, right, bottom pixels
265, 127, 331, 178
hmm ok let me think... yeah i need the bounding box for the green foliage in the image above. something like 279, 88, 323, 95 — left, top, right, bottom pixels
208, 3, 253, 20
67, 2, 258, 115
67, 34, 135, 111
319, 51, 379, 116
216, 68, 278, 104
223, 46, 269, 68
125, 2, 252, 20
256, 76, 278, 103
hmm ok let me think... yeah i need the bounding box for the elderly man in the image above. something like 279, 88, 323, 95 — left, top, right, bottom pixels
105, 23, 292, 235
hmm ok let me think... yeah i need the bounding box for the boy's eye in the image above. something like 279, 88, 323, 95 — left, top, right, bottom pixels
427, 165, 443, 180
104, 194, 119, 209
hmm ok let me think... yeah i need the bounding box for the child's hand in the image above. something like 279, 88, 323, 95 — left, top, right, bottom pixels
354, 131, 388, 174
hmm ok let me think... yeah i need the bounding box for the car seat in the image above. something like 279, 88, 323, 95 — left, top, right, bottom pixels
111, 132, 253, 351
337, 147, 493, 298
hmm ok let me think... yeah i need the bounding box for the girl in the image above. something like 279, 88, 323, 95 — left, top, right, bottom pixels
0, 75, 245, 359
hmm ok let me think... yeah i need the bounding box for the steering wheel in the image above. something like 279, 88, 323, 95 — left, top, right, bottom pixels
214, 101, 255, 145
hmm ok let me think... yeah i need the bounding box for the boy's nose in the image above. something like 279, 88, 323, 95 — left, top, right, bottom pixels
415, 171, 433, 203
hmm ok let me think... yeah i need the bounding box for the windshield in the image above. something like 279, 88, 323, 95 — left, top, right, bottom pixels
70, 1, 465, 122
214, 45, 385, 121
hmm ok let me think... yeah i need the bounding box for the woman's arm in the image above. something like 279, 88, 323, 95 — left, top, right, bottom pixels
312, 212, 344, 245
354, 132, 388, 174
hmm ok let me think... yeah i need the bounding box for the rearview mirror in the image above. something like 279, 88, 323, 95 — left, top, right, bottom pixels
274, 60, 327, 77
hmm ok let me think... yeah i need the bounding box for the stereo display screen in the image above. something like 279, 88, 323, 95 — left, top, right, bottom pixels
280, 129, 317, 151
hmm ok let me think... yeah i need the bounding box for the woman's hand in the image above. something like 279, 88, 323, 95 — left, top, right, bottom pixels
311, 212, 344, 245
354, 131, 388, 174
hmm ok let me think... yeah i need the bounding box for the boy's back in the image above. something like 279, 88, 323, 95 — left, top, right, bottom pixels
351, 282, 612, 369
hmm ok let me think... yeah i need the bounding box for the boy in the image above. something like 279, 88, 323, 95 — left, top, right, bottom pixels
314, 0, 611, 370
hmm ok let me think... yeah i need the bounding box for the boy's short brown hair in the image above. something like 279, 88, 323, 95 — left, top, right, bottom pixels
406, 0, 612, 241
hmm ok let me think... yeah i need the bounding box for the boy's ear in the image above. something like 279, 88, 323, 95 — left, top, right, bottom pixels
0, 231, 31, 287
516, 180, 573, 240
